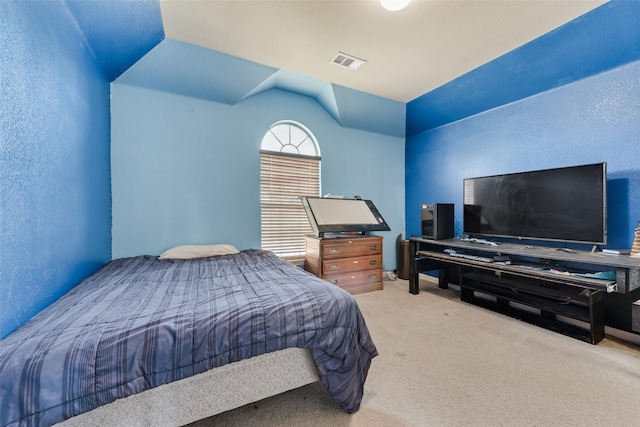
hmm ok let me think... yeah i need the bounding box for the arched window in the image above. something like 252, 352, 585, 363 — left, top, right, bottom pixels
260, 121, 321, 259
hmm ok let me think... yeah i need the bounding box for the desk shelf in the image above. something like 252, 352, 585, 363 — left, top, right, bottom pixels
417, 251, 616, 292
460, 271, 604, 344
409, 237, 640, 343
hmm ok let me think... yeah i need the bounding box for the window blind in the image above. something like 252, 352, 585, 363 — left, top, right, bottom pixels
260, 152, 320, 258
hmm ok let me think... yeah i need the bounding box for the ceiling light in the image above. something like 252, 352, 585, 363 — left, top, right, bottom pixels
380, 0, 411, 12
331, 52, 367, 71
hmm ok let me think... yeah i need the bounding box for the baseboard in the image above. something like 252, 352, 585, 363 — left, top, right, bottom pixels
603, 325, 640, 346
419, 273, 439, 285
417, 274, 640, 347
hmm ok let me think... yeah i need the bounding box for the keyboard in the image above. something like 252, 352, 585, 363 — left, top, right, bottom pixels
449, 253, 495, 263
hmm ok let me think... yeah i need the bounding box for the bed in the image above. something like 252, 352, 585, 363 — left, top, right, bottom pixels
0, 248, 378, 427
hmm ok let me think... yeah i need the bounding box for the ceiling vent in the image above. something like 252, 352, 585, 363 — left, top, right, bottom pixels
331, 52, 366, 71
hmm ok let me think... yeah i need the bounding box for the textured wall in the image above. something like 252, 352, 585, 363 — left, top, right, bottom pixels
111, 85, 405, 270
64, 0, 164, 81
405, 58, 640, 250
0, 2, 111, 339
406, 1, 640, 136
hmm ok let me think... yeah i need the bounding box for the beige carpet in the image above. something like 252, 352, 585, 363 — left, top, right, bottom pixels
189, 278, 640, 426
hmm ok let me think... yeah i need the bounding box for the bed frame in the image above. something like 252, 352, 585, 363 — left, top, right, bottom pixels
57, 348, 318, 426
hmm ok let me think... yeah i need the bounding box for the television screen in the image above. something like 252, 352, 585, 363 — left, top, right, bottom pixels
301, 197, 390, 237
463, 163, 607, 245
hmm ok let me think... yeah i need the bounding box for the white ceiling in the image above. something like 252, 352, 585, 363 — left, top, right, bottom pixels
160, 0, 607, 103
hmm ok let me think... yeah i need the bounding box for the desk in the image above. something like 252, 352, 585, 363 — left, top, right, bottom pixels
409, 237, 640, 344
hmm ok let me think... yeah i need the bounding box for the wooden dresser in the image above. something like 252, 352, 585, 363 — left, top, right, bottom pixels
304, 235, 383, 295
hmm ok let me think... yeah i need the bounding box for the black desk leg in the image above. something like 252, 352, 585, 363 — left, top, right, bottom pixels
460, 286, 474, 302
438, 268, 448, 289
409, 239, 449, 294
590, 291, 605, 344
409, 239, 420, 294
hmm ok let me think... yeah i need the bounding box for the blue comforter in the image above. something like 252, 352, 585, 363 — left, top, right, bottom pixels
0, 249, 377, 426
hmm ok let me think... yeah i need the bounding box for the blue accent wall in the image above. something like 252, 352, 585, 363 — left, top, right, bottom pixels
405, 58, 640, 250
110, 84, 405, 269
65, 0, 164, 81
0, 2, 111, 339
407, 1, 640, 136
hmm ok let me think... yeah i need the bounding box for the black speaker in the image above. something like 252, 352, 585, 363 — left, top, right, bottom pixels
421, 203, 454, 240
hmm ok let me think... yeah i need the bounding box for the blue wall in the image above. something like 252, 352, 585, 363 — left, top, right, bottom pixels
406, 58, 640, 250
0, 2, 111, 339
111, 84, 405, 269
407, 1, 640, 136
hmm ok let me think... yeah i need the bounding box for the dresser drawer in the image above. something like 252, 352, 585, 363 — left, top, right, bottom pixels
322, 239, 382, 259
323, 268, 382, 288
323, 268, 383, 295
323, 254, 382, 274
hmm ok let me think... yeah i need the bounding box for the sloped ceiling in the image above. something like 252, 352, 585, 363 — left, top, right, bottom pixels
64, 0, 640, 136
65, 0, 164, 81
115, 39, 406, 137
407, 1, 640, 135
160, 0, 608, 104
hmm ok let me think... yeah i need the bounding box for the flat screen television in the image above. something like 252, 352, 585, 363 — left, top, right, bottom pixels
463, 162, 607, 246
301, 197, 390, 237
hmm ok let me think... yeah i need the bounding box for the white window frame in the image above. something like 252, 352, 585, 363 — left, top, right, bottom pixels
260, 121, 321, 261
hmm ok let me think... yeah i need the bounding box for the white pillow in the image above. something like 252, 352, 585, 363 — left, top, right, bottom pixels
159, 244, 240, 260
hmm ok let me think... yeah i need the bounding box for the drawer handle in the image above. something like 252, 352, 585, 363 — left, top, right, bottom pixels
369, 260, 377, 265
369, 245, 377, 250
330, 248, 339, 254
369, 273, 377, 279
330, 279, 338, 285
330, 264, 339, 270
